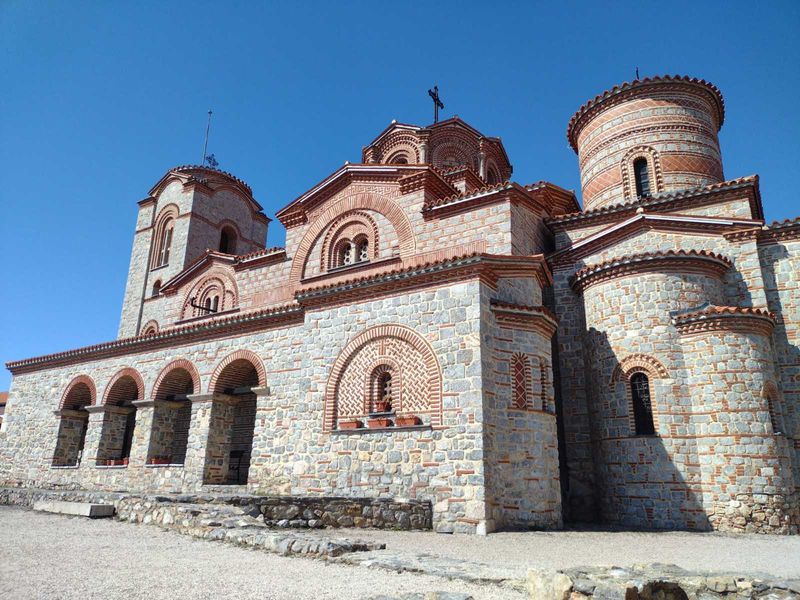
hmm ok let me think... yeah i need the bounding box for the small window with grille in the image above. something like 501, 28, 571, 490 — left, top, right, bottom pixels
633, 158, 651, 198
631, 372, 655, 435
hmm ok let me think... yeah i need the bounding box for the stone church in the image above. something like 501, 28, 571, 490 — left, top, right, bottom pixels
2, 75, 798, 534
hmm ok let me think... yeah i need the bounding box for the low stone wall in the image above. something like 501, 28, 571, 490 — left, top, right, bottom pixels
527, 564, 800, 600
0, 486, 432, 531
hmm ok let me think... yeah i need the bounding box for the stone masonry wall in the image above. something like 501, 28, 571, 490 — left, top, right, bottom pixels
0, 280, 507, 533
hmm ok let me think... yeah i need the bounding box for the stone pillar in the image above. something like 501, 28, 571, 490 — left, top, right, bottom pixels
88, 405, 135, 463
130, 400, 156, 466
184, 393, 241, 487
248, 386, 278, 492
51, 409, 89, 467
82, 407, 108, 465
419, 141, 428, 164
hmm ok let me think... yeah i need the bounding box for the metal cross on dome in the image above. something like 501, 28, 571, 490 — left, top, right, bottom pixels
428, 85, 444, 124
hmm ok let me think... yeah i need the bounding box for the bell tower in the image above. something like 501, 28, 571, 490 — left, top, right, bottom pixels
117, 166, 269, 338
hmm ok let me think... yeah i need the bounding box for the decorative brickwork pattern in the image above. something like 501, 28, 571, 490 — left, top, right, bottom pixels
324, 324, 442, 431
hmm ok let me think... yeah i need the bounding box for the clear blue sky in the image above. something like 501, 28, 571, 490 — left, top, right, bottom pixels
1, 1, 798, 390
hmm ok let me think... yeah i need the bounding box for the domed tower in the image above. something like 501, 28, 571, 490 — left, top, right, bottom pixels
567, 75, 725, 210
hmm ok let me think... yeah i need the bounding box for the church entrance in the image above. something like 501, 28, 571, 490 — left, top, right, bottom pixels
202, 358, 260, 485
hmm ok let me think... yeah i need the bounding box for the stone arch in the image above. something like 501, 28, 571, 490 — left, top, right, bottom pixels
324, 324, 442, 431
208, 349, 267, 393
59, 375, 96, 409
151, 359, 202, 401
102, 368, 145, 406
290, 192, 416, 285
620, 145, 663, 199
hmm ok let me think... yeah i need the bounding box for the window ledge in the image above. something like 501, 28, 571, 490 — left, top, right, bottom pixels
51, 465, 80, 470
95, 465, 128, 469
144, 463, 185, 468
331, 425, 431, 435
150, 264, 170, 273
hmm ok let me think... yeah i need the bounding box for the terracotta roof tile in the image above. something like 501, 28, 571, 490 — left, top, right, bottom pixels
573, 249, 732, 280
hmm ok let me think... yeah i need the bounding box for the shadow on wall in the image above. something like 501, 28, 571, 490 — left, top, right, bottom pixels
583, 327, 711, 532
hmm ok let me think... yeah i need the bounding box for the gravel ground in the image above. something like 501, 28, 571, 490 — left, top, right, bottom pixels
0, 507, 521, 600
337, 526, 800, 579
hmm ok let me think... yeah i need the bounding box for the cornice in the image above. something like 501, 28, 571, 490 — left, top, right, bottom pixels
295, 252, 552, 309
6, 304, 304, 375
547, 176, 761, 230
758, 217, 800, 245
398, 168, 459, 198
549, 212, 762, 267
672, 305, 775, 337
567, 75, 725, 152
570, 250, 732, 294
489, 300, 559, 338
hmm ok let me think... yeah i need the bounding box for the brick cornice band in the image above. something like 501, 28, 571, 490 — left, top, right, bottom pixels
570, 250, 732, 293
672, 305, 776, 337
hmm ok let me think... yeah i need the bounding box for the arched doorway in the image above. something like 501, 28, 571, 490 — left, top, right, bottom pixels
204, 355, 262, 485
97, 372, 142, 466
52, 378, 93, 466
148, 364, 197, 465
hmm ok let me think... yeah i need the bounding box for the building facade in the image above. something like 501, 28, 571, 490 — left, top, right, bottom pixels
1, 75, 798, 534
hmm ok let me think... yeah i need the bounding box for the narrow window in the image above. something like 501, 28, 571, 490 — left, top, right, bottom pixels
337, 240, 353, 267
219, 227, 237, 254
204, 297, 212, 311
157, 222, 174, 266
631, 372, 655, 435
152, 280, 161, 297
358, 240, 369, 262
633, 158, 651, 198
211, 296, 219, 312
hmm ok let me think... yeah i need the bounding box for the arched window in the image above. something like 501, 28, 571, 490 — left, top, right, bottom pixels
369, 365, 395, 413
219, 226, 237, 254
486, 166, 500, 185
157, 220, 174, 267
336, 239, 354, 267
152, 280, 161, 297
390, 154, 409, 164
633, 158, 651, 198
630, 372, 655, 435
357, 238, 369, 263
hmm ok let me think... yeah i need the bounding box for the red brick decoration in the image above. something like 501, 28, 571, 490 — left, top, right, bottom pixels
620, 146, 663, 200
180, 268, 239, 320
208, 349, 267, 393
102, 368, 145, 406
324, 324, 442, 431
59, 375, 96, 410
151, 359, 202, 401
319, 210, 379, 271
611, 354, 668, 434
763, 381, 785, 435
511, 353, 530, 410
289, 192, 417, 285
150, 204, 179, 269
141, 320, 159, 336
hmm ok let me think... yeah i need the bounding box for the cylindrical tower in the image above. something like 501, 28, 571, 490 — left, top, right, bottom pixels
567, 75, 725, 211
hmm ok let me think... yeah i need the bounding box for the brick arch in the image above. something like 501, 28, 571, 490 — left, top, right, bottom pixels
324, 324, 442, 431
319, 210, 379, 271
180, 268, 239, 319
141, 320, 159, 336
289, 192, 416, 285
102, 368, 145, 406
611, 354, 669, 384
620, 145, 663, 200
208, 349, 267, 393
151, 359, 202, 401
363, 356, 403, 414
59, 375, 96, 410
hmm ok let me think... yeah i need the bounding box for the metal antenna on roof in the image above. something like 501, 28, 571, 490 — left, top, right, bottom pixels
202, 110, 213, 166
428, 86, 444, 124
